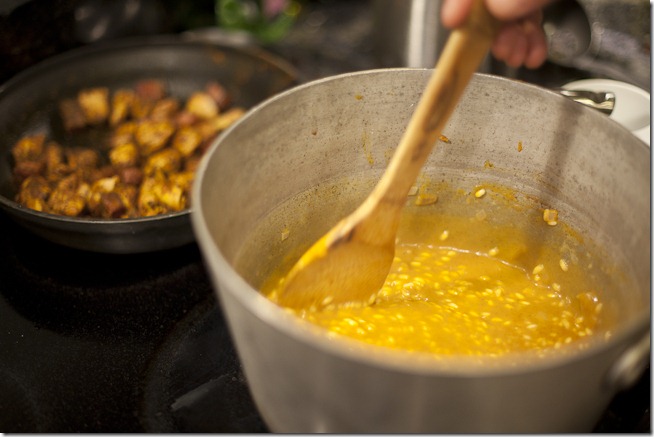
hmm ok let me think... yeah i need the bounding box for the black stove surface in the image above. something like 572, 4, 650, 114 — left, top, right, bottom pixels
140, 295, 267, 433
0, 0, 650, 432
0, 211, 650, 433
0, 211, 258, 432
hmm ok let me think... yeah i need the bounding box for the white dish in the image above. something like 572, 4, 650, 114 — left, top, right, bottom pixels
563, 79, 650, 146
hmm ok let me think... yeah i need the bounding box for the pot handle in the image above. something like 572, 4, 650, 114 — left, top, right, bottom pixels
604, 331, 650, 392
557, 88, 615, 115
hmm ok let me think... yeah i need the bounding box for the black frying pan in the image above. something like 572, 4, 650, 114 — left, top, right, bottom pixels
0, 35, 298, 253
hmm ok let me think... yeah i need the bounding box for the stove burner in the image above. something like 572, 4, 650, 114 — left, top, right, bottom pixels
139, 296, 268, 432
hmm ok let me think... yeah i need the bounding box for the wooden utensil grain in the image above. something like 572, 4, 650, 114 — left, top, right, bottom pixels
277, 0, 500, 310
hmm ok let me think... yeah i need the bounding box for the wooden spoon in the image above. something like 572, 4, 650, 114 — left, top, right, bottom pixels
277, 0, 501, 310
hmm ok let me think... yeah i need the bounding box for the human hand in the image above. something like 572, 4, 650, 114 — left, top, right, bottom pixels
441, 0, 553, 69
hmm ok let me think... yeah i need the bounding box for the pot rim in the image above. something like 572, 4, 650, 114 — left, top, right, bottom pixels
192, 69, 651, 377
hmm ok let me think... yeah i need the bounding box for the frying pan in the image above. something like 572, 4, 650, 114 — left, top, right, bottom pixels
0, 35, 297, 253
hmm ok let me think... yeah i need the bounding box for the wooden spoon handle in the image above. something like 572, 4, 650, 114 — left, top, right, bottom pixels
357, 0, 501, 236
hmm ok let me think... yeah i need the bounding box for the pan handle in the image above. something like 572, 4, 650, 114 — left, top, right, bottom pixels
604, 331, 650, 392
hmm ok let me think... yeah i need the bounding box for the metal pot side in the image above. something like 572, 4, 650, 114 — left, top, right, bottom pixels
192, 70, 650, 432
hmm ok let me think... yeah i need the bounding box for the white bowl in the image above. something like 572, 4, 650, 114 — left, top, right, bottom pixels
563, 79, 650, 146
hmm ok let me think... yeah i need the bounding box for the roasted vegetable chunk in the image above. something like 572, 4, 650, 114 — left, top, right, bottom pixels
109, 142, 140, 168
66, 148, 99, 171
16, 176, 51, 212
135, 120, 176, 156
77, 87, 110, 125
144, 148, 182, 175
172, 126, 202, 157
150, 97, 180, 121
87, 176, 133, 218
138, 170, 186, 216
47, 189, 86, 217
43, 142, 68, 182
13, 160, 45, 184
205, 81, 232, 111
59, 99, 87, 131
185, 91, 219, 119
109, 89, 135, 126
12, 133, 45, 162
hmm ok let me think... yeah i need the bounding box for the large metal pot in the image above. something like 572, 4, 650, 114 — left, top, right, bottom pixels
191, 70, 650, 432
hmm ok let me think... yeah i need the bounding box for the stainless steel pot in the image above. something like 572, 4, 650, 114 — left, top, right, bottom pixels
191, 70, 650, 432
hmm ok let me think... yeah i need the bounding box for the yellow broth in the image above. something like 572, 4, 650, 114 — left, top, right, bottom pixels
243, 178, 626, 358
265, 244, 604, 356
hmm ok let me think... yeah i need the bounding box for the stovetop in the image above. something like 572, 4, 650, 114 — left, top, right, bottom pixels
0, 211, 267, 432
0, 0, 650, 432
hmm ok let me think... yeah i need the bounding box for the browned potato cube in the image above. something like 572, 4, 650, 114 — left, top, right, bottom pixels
13, 160, 45, 184
195, 107, 246, 141
205, 81, 232, 111
66, 148, 99, 171
134, 79, 166, 101
156, 181, 186, 212
11, 133, 45, 162
144, 148, 182, 175
184, 155, 202, 173
138, 172, 169, 216
135, 120, 175, 156
43, 141, 64, 169
109, 89, 136, 126
130, 80, 167, 120
130, 98, 154, 120
16, 175, 51, 212
169, 170, 195, 198
110, 121, 138, 148
88, 164, 118, 183
172, 126, 202, 157
174, 110, 199, 128
113, 183, 138, 217
47, 187, 87, 217
59, 98, 87, 131
88, 176, 130, 218
98, 192, 127, 218
137, 169, 188, 215
216, 107, 246, 130
53, 173, 82, 192
150, 97, 180, 121
78, 87, 110, 125
44, 142, 70, 182
109, 142, 140, 168
118, 166, 143, 186
185, 91, 218, 119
